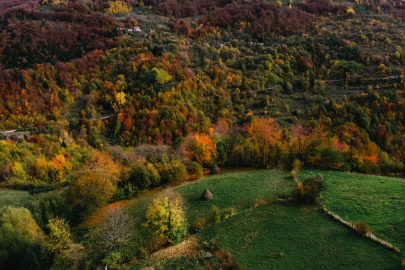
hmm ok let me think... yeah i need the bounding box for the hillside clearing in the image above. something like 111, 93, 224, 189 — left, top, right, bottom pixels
128, 170, 404, 269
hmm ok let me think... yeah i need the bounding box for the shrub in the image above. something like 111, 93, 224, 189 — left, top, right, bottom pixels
43, 218, 72, 257
303, 174, 326, 191
292, 159, 301, 171
187, 162, 204, 179
355, 221, 369, 236
172, 160, 189, 184
194, 217, 206, 230
43, 218, 84, 270
220, 208, 235, 220
155, 161, 175, 184
146, 163, 161, 186
102, 252, 123, 270
208, 205, 221, 225
293, 174, 326, 204
319, 148, 344, 170
155, 159, 188, 184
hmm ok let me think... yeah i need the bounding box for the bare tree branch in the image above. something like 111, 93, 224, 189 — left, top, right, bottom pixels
95, 206, 135, 253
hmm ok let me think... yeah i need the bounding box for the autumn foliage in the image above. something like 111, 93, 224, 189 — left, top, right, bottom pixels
66, 173, 117, 218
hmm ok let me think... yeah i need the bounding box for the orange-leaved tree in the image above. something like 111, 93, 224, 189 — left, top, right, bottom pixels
247, 117, 284, 168
177, 134, 216, 166
82, 150, 120, 181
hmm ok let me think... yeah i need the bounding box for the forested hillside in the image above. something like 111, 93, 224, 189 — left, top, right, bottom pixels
1, 0, 405, 268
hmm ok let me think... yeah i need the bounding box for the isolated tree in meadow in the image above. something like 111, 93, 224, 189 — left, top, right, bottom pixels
95, 206, 135, 253
143, 196, 187, 244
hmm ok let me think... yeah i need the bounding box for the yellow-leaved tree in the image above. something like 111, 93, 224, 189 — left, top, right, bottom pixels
105, 1, 132, 14
115, 75, 127, 91
43, 218, 84, 270
11, 162, 26, 181
153, 68, 172, 84
115, 92, 127, 106
143, 197, 187, 244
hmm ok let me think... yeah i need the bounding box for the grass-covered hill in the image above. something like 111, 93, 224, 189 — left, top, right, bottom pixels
108, 169, 403, 269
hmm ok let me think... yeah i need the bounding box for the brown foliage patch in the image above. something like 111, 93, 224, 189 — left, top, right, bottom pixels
355, 221, 369, 236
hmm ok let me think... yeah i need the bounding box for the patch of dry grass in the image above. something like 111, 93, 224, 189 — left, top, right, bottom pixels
151, 235, 199, 260
254, 198, 267, 207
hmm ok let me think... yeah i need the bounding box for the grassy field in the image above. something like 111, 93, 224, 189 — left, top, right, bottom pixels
0, 189, 32, 207
127, 170, 293, 251
297, 170, 405, 252
197, 202, 400, 270
128, 169, 404, 269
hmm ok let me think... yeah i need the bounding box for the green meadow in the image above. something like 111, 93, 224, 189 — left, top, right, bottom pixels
129, 170, 404, 269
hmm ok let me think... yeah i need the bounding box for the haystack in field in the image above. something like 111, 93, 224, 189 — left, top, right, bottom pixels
211, 164, 220, 174
200, 189, 213, 201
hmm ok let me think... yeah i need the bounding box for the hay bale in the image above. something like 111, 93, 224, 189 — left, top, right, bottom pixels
211, 164, 220, 174
200, 189, 213, 201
